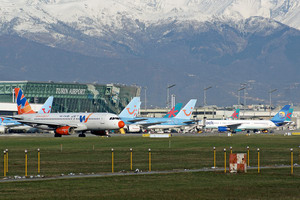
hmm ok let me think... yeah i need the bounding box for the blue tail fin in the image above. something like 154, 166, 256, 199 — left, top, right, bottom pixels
119, 97, 141, 118
285, 108, 293, 122
271, 105, 291, 124
230, 109, 240, 120
163, 103, 183, 118
174, 99, 197, 119
38, 96, 54, 114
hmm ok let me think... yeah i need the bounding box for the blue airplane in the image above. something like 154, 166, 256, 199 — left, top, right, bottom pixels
119, 97, 184, 132
129, 99, 197, 130
0, 92, 54, 133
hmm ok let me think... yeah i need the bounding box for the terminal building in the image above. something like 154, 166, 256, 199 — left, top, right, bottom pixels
0, 81, 140, 115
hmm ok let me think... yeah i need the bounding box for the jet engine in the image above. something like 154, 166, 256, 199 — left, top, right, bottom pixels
0, 126, 6, 134
55, 126, 75, 135
218, 127, 230, 132
127, 125, 141, 133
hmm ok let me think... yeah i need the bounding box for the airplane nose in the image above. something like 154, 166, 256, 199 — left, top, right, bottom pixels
118, 120, 125, 128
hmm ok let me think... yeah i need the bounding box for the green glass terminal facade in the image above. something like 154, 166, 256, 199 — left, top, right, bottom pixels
0, 81, 140, 114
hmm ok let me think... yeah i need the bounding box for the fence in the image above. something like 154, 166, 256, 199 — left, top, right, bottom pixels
2, 146, 299, 178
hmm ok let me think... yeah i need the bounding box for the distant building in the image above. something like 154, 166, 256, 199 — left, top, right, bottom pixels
0, 81, 140, 115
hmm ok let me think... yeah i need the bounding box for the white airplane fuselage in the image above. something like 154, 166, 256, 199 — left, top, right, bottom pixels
205, 120, 277, 130
15, 113, 124, 132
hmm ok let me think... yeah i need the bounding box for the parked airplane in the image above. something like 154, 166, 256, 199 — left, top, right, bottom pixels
12, 88, 125, 137
121, 103, 182, 133
0, 91, 54, 133
204, 105, 291, 133
130, 99, 197, 131
119, 97, 183, 132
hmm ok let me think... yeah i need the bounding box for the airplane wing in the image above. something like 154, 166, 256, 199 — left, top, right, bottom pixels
137, 121, 166, 128
183, 120, 199, 124
16, 119, 78, 128
226, 123, 242, 130
275, 121, 289, 126
127, 118, 148, 123
2, 123, 25, 128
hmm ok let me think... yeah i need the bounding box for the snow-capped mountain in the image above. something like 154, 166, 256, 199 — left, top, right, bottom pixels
1, 0, 300, 36
1, 0, 300, 58
0, 0, 300, 106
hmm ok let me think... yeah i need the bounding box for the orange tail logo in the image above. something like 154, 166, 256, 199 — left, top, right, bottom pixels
183, 107, 193, 116
126, 105, 138, 116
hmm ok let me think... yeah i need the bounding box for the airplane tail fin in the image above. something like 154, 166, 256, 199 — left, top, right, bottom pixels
230, 109, 240, 120
119, 97, 141, 118
270, 105, 291, 124
285, 108, 293, 122
38, 96, 54, 114
163, 103, 183, 118
14, 88, 35, 115
174, 99, 197, 119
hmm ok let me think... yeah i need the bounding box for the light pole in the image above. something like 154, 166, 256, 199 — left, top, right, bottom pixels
203, 86, 212, 118
269, 89, 277, 117
171, 94, 176, 108
237, 87, 245, 119
238, 87, 246, 108
240, 83, 247, 117
166, 84, 176, 109
144, 87, 147, 110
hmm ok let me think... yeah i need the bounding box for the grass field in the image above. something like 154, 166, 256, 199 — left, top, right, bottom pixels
0, 134, 300, 199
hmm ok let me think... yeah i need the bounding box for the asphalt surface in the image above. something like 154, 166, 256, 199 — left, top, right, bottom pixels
1, 164, 299, 183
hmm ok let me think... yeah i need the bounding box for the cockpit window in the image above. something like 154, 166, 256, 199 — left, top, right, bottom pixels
109, 117, 120, 120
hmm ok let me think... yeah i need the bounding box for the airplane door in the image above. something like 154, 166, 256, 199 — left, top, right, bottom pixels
98, 117, 105, 129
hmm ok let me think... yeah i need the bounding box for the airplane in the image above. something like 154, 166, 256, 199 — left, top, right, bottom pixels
11, 88, 125, 137
203, 105, 291, 133
0, 92, 54, 133
129, 99, 197, 131
119, 97, 184, 132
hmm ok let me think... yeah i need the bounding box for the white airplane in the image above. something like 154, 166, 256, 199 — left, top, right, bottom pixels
203, 105, 291, 133
12, 88, 125, 137
0, 93, 54, 133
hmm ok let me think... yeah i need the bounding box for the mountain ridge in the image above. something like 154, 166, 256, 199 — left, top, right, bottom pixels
0, 0, 299, 106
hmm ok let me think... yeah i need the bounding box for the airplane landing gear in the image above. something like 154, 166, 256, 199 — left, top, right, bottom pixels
78, 133, 86, 137
54, 133, 62, 137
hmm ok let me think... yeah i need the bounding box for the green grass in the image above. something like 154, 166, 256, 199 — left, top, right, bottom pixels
0, 135, 300, 199
0, 135, 300, 177
0, 169, 300, 200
